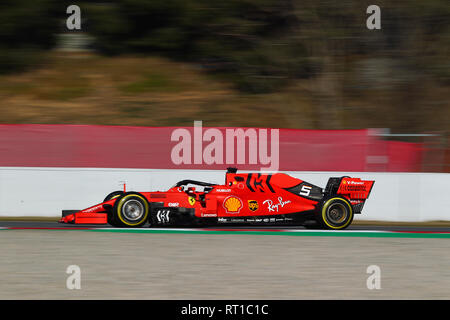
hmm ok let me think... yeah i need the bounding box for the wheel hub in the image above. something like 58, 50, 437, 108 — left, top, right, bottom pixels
326, 203, 347, 224
122, 199, 144, 221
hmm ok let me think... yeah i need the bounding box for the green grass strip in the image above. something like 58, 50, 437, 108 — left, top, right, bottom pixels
1, 227, 449, 238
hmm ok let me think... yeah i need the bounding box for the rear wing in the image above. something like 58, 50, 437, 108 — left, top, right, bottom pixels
325, 177, 374, 213
337, 177, 374, 200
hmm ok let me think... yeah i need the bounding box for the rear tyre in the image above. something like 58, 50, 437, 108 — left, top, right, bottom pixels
317, 197, 353, 230
112, 192, 149, 228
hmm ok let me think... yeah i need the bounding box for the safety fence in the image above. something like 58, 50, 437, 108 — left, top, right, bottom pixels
0, 124, 427, 172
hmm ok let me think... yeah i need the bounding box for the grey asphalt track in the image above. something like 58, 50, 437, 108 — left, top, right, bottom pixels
1, 219, 450, 232
1, 219, 449, 299
0, 229, 449, 299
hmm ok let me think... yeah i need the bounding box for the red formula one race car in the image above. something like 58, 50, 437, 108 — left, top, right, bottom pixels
60, 168, 374, 230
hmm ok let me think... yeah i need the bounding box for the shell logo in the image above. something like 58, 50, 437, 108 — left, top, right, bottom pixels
223, 196, 243, 214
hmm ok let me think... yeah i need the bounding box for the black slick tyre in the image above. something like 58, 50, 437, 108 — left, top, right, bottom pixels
104, 191, 124, 227
112, 192, 149, 228
317, 197, 354, 230
104, 191, 124, 202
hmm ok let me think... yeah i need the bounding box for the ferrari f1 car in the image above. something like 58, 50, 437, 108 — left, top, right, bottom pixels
60, 168, 374, 230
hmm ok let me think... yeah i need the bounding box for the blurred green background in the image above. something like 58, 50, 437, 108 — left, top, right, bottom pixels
0, 0, 448, 135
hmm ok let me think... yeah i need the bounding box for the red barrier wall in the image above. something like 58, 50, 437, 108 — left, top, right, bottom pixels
0, 124, 422, 172
387, 141, 423, 172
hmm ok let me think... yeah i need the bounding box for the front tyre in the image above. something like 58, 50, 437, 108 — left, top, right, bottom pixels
104, 191, 124, 202
318, 197, 353, 230
112, 192, 149, 227
104, 191, 124, 227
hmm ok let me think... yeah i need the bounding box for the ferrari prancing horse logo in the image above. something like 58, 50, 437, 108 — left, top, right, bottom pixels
188, 196, 196, 206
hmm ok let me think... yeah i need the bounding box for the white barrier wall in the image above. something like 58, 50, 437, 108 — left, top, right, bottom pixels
0, 167, 448, 222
